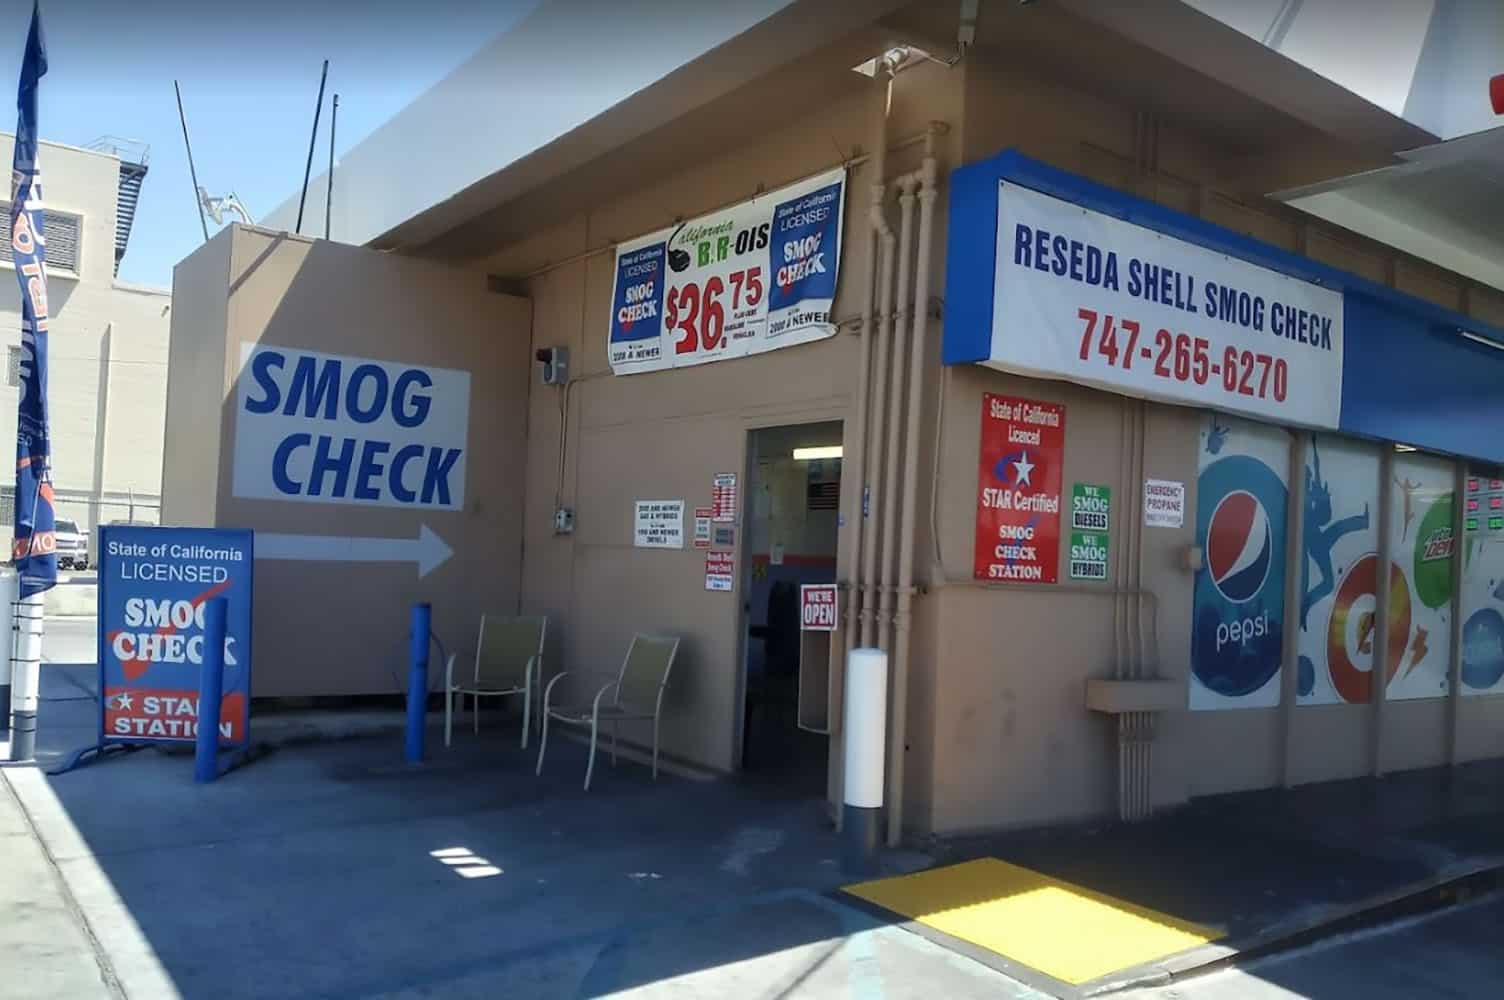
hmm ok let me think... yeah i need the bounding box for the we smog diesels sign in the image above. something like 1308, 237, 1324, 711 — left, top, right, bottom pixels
233, 345, 470, 509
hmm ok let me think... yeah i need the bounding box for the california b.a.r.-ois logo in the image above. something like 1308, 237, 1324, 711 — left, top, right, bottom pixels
1192, 454, 1288, 699
1207, 490, 1272, 603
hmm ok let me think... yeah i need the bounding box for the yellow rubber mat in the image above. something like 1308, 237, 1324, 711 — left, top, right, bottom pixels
843, 857, 1223, 986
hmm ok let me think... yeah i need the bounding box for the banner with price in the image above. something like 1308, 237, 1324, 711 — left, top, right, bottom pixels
987, 180, 1345, 429
608, 168, 847, 375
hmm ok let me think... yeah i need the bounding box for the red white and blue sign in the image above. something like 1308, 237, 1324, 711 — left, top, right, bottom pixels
97, 526, 254, 746
607, 168, 846, 375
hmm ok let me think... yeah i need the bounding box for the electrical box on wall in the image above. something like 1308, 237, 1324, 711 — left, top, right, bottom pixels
554, 507, 575, 535
536, 346, 569, 385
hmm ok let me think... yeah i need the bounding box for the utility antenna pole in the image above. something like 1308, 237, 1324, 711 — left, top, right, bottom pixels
295, 60, 329, 235
326, 94, 338, 239
174, 81, 210, 242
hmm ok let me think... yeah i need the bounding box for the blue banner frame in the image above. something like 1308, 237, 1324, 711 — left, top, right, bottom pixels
96, 526, 254, 749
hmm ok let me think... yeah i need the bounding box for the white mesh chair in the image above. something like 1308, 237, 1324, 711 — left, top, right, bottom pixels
444, 615, 547, 749
535, 633, 680, 790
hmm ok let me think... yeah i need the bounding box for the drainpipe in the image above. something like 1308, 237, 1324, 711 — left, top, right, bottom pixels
886, 130, 939, 847
877, 173, 919, 653
848, 65, 893, 659
859, 180, 897, 649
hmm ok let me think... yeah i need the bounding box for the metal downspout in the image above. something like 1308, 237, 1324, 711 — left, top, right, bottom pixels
886, 132, 939, 847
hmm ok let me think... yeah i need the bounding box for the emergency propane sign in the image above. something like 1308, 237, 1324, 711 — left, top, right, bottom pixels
974, 393, 1065, 583
98, 525, 254, 747
232, 344, 470, 510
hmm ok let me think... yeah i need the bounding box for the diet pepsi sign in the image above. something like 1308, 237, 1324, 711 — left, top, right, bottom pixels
1190, 416, 1289, 709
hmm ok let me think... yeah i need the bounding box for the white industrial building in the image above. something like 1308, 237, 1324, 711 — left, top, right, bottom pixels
0, 134, 170, 560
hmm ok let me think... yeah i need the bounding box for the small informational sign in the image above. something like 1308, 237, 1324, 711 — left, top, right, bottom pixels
713, 525, 736, 548
1069, 484, 1111, 581
705, 551, 735, 591
1143, 479, 1186, 528
98, 526, 254, 747
1071, 483, 1111, 532
692, 506, 712, 548
1465, 475, 1504, 533
984, 180, 1344, 429
974, 394, 1065, 583
607, 168, 847, 375
712, 473, 738, 523
800, 584, 839, 631
1069, 531, 1110, 581
233, 344, 470, 510
634, 500, 685, 549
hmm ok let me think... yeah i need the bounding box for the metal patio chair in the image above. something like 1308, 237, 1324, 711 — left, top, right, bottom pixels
534, 633, 680, 790
444, 615, 547, 749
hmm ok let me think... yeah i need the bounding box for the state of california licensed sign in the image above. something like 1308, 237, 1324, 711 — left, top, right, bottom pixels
988, 180, 1344, 429
974, 394, 1066, 583
98, 526, 254, 747
607, 168, 846, 375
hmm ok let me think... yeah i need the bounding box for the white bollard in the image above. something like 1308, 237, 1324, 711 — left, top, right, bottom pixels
0, 569, 16, 735
8, 591, 42, 760
843, 647, 888, 875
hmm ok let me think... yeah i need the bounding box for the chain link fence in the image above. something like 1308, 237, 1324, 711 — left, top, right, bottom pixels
0, 486, 162, 568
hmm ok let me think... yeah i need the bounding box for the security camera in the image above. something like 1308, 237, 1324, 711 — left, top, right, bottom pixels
536, 346, 569, 386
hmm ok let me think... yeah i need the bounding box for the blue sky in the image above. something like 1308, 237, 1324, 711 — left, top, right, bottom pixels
3, 0, 535, 288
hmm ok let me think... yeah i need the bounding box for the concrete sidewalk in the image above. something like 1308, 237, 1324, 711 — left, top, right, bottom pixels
1, 665, 1042, 1000
0, 771, 117, 999
6, 663, 1500, 999
918, 760, 1504, 995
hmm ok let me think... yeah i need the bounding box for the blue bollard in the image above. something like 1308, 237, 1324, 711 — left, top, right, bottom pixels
406, 603, 431, 764
194, 598, 229, 783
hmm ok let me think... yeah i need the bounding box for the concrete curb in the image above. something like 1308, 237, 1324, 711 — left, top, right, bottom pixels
1083, 861, 1504, 996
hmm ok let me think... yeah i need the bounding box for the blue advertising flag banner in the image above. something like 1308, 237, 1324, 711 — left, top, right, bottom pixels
97, 527, 255, 747
607, 167, 846, 375
10, 1, 56, 598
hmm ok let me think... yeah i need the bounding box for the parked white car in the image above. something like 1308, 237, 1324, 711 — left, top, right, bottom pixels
53, 518, 89, 570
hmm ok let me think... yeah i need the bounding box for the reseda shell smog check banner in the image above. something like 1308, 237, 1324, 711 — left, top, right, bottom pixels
991, 180, 1345, 429
608, 168, 846, 375
98, 526, 254, 747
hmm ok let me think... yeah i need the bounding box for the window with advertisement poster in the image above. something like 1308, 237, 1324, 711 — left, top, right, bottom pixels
974, 393, 1065, 583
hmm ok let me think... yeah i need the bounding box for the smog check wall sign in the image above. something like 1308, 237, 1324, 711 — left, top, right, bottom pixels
974, 394, 1065, 583
233, 345, 470, 509
98, 526, 254, 747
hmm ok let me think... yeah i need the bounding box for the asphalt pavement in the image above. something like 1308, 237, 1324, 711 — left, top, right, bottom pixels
1124, 893, 1504, 999
43, 617, 96, 666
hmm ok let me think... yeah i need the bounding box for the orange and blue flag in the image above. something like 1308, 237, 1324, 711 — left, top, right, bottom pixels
10, 0, 56, 598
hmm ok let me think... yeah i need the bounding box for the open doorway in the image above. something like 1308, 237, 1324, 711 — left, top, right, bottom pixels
739, 421, 841, 793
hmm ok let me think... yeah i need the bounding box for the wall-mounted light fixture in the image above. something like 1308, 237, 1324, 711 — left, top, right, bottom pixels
793, 446, 843, 461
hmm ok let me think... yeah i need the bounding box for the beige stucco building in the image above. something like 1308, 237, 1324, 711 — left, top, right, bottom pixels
0, 134, 169, 554
164, 0, 1504, 841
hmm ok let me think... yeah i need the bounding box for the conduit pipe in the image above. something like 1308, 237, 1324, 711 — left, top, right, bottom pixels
843, 65, 891, 667
858, 185, 897, 649
877, 173, 919, 652
885, 129, 939, 847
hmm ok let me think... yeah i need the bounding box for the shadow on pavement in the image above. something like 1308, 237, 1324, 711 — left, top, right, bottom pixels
4, 666, 1041, 1000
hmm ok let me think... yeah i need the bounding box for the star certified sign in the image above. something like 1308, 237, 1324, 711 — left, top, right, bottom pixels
974, 394, 1066, 583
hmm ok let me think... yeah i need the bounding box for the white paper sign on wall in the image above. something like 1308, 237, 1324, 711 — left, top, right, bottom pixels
634, 500, 685, 549
233, 344, 470, 509
1143, 479, 1186, 528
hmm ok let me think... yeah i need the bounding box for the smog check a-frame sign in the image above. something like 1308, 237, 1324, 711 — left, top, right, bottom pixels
97, 525, 254, 748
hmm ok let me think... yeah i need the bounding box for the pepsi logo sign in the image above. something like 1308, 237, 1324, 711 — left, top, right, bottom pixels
1207, 490, 1273, 604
